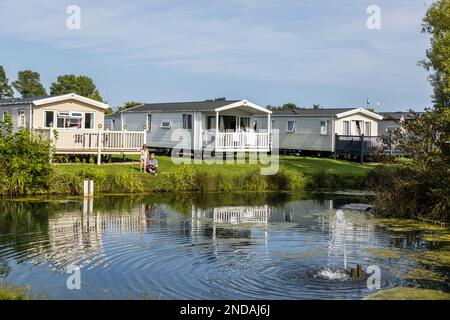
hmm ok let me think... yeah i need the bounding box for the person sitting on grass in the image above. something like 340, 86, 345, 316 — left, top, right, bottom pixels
140, 144, 149, 172
146, 153, 158, 175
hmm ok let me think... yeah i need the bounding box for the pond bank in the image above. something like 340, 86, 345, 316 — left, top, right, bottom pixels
0, 156, 376, 196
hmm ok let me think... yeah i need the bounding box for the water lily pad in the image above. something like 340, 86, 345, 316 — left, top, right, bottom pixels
364, 287, 450, 300
363, 248, 401, 259
370, 218, 448, 233
400, 268, 447, 282
411, 248, 450, 267
421, 233, 450, 242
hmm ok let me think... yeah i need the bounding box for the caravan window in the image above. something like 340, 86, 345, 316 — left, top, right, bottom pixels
55, 111, 94, 129
286, 120, 295, 133
18, 110, 26, 127
207, 116, 215, 130
160, 121, 172, 129
2, 111, 9, 122
146, 114, 152, 131
365, 122, 372, 136
386, 126, 397, 133
320, 121, 329, 135
84, 113, 94, 129
44, 111, 54, 127
240, 117, 250, 131
183, 114, 192, 130
343, 121, 350, 135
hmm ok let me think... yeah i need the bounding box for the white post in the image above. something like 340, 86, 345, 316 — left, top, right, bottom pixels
267, 113, 271, 150
83, 180, 89, 197
215, 111, 219, 150
97, 124, 103, 165
83, 180, 94, 197
89, 180, 94, 196
49, 126, 55, 163
143, 128, 147, 147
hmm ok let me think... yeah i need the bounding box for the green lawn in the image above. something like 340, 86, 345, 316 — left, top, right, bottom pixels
56, 155, 374, 177
52, 155, 375, 194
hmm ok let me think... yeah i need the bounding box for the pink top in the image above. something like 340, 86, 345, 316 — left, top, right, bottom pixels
140, 149, 148, 160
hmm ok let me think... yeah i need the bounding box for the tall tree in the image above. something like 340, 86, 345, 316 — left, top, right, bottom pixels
420, 0, 450, 111
12, 70, 47, 98
0, 66, 13, 98
372, 0, 449, 222
50, 74, 104, 102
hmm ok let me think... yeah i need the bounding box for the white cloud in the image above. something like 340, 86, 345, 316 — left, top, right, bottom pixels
0, 0, 432, 91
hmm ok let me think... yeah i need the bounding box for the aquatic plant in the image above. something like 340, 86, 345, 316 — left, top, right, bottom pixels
364, 287, 450, 300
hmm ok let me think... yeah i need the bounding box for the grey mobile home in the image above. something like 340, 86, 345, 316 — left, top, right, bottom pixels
105, 99, 272, 154
255, 108, 382, 155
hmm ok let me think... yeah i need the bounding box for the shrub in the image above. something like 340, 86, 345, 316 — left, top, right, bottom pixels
165, 164, 198, 191
0, 119, 53, 195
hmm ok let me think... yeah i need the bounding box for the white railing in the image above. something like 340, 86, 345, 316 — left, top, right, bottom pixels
52, 129, 145, 152
205, 132, 270, 151
213, 206, 269, 225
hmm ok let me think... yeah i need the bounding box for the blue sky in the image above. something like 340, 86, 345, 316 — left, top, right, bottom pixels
0, 0, 434, 111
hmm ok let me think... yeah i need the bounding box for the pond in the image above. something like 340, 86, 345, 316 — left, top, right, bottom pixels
0, 192, 449, 300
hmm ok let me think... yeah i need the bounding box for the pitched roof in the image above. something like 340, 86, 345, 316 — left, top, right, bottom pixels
379, 111, 425, 121
271, 107, 383, 120
271, 108, 354, 117
120, 100, 242, 113
0, 96, 48, 106
0, 93, 109, 110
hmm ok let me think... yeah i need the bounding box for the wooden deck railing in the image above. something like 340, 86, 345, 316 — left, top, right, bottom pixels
52, 129, 146, 152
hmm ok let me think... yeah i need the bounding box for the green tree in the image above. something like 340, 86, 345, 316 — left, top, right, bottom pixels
372, 0, 449, 221
50, 74, 104, 102
116, 101, 143, 112
0, 66, 13, 98
12, 70, 47, 98
266, 103, 300, 111
281, 103, 298, 110
420, 0, 450, 110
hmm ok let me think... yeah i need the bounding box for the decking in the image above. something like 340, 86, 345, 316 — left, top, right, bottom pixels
335, 134, 383, 161
34, 128, 271, 164
203, 132, 271, 152
33, 129, 146, 164
51, 129, 146, 154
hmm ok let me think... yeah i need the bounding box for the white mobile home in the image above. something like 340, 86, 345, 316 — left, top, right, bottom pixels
255, 108, 382, 156
105, 99, 272, 153
0, 93, 146, 162
0, 93, 108, 132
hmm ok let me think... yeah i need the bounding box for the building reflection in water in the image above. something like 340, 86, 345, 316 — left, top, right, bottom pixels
41, 197, 378, 272
191, 205, 270, 244
45, 199, 158, 270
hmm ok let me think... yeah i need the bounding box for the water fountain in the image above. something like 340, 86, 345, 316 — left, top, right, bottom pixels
316, 209, 349, 280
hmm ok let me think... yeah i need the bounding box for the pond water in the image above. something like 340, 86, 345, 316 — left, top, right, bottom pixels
0, 193, 449, 300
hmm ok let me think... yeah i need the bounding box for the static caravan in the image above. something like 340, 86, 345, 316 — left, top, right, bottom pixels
255, 108, 382, 156
0, 94, 148, 163
378, 111, 424, 137
105, 99, 272, 154
0, 93, 108, 132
